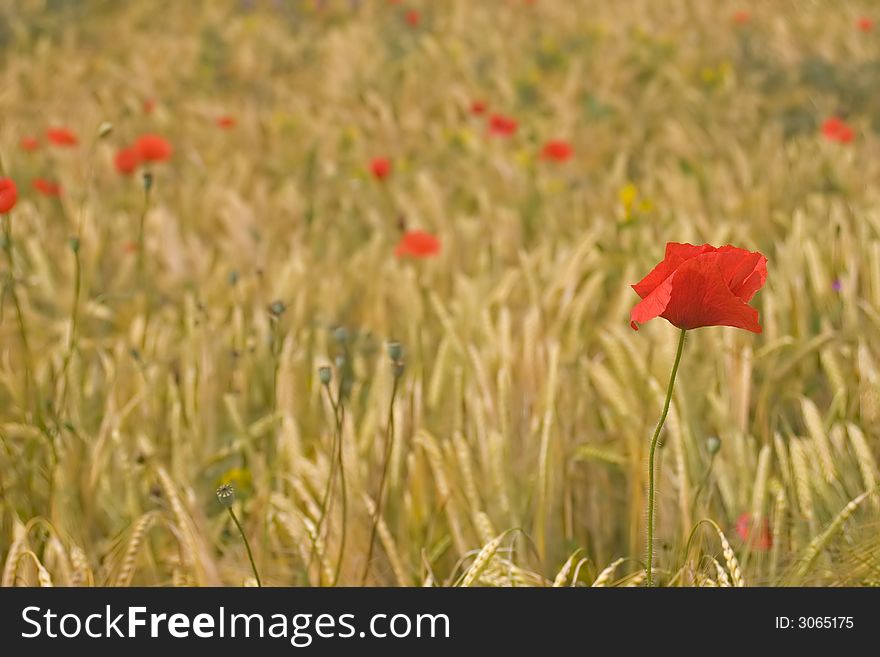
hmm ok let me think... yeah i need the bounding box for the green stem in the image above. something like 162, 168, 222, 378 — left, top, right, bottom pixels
646, 327, 687, 587
137, 179, 152, 280
227, 506, 262, 587
361, 372, 400, 586
3, 214, 35, 410
331, 386, 347, 586
308, 383, 340, 585
60, 241, 82, 384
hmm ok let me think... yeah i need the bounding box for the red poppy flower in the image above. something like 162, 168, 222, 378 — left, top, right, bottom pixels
735, 513, 772, 551
217, 115, 236, 129
0, 178, 17, 213
32, 178, 62, 197
114, 146, 141, 175
470, 100, 487, 115
19, 136, 40, 152
370, 157, 392, 181
46, 127, 78, 147
405, 9, 420, 26
489, 113, 518, 137
857, 17, 874, 32
540, 140, 573, 162
134, 134, 173, 162
395, 230, 441, 258
732, 10, 750, 25
630, 242, 768, 332
143, 98, 156, 114
822, 116, 854, 144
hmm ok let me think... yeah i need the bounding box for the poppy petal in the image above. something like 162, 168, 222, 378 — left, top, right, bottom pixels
659, 254, 762, 332
632, 243, 714, 298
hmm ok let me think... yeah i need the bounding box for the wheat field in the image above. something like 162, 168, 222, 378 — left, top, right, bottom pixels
1, 0, 879, 588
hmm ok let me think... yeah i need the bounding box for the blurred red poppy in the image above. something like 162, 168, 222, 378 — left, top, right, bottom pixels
822, 116, 854, 143
489, 113, 518, 137
395, 230, 441, 258
144, 98, 156, 114
370, 157, 392, 181
630, 242, 767, 333
405, 9, 420, 26
732, 10, 750, 25
540, 140, 573, 162
736, 513, 772, 551
470, 100, 487, 115
217, 115, 236, 129
19, 136, 40, 152
857, 17, 874, 32
32, 178, 62, 197
135, 134, 173, 162
0, 178, 17, 213
46, 127, 78, 147
115, 147, 141, 175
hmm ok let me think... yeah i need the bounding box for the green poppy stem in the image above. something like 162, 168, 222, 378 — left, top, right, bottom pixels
227, 506, 262, 587
646, 327, 687, 587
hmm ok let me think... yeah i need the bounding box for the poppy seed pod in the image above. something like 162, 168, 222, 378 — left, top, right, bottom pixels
216, 483, 235, 508
142, 171, 154, 191
387, 341, 403, 362
269, 300, 286, 317
318, 366, 332, 386
706, 436, 721, 455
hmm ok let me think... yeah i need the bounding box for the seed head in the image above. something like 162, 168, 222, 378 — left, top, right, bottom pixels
269, 300, 286, 317
216, 483, 235, 508
387, 341, 403, 362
